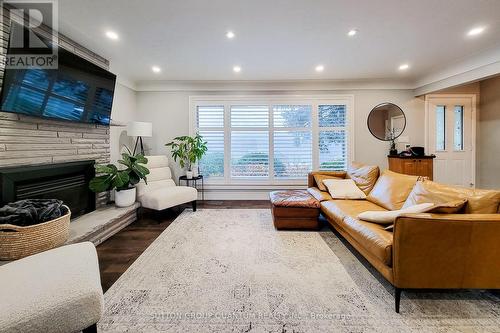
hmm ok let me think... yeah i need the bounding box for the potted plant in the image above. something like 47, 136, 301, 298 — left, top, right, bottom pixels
165, 133, 208, 179
89, 149, 150, 207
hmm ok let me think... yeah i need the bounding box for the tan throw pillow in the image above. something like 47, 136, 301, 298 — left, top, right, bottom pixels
402, 180, 500, 213
367, 170, 419, 211
323, 179, 367, 199
313, 174, 344, 192
347, 162, 380, 195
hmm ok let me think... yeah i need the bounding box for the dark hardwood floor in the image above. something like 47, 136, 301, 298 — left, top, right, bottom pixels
96, 200, 270, 292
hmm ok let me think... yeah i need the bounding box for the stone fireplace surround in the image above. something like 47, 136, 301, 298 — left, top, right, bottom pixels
0, 5, 137, 253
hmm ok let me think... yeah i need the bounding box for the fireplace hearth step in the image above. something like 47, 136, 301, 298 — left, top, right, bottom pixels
66, 203, 140, 246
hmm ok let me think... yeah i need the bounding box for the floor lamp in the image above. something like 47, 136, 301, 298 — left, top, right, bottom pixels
127, 121, 153, 155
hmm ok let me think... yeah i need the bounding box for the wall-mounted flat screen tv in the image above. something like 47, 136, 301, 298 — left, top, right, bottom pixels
0, 22, 117, 126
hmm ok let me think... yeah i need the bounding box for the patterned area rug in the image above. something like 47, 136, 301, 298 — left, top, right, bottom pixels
99, 209, 499, 332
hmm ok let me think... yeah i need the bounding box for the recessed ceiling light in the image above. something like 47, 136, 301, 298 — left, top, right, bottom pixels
105, 31, 119, 40
398, 63, 409, 71
226, 31, 235, 39
151, 66, 161, 73
315, 65, 324, 72
467, 26, 485, 37
348, 29, 358, 37
233, 66, 241, 73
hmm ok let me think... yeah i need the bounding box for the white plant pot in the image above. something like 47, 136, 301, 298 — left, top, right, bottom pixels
192, 167, 199, 178
114, 187, 136, 207
186, 171, 193, 179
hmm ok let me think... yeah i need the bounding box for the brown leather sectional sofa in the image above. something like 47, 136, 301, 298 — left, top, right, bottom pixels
307, 163, 500, 313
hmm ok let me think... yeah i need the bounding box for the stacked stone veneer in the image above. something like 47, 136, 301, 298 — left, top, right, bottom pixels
0, 5, 112, 207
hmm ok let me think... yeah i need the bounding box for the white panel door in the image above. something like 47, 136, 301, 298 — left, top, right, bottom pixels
426, 96, 475, 187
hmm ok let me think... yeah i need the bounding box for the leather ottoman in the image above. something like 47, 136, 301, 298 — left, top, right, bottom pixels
269, 190, 321, 230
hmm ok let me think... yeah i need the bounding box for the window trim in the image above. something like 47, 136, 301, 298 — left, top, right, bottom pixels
189, 95, 355, 186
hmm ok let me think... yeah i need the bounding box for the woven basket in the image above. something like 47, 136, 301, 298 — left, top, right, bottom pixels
0, 206, 71, 260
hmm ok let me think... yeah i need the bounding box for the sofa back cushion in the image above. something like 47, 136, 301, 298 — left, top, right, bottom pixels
347, 162, 380, 194
402, 180, 500, 213
367, 170, 419, 210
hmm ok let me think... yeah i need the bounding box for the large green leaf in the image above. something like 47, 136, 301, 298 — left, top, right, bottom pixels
133, 164, 150, 177
112, 170, 130, 189
135, 154, 148, 164
89, 175, 113, 192
95, 164, 117, 175
128, 172, 140, 186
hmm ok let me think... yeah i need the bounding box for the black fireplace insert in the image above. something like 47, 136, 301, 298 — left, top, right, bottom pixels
0, 161, 96, 219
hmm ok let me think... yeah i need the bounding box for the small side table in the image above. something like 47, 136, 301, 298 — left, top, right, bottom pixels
179, 175, 204, 201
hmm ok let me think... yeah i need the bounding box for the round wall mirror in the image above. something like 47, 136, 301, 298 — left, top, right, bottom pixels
367, 103, 406, 141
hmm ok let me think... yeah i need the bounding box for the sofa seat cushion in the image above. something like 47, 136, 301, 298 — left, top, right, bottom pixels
139, 185, 197, 211
367, 170, 419, 210
403, 180, 500, 213
321, 199, 387, 224
341, 215, 394, 266
321, 200, 393, 266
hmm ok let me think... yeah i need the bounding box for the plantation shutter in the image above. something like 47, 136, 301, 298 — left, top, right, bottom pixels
197, 106, 224, 178
230, 106, 269, 178
272, 105, 312, 178
318, 104, 348, 170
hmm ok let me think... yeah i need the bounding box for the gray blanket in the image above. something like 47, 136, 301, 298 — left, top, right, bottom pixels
0, 199, 67, 227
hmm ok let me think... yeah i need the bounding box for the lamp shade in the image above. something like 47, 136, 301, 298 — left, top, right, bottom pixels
127, 121, 152, 137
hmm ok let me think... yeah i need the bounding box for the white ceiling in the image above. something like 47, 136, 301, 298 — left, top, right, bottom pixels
56, 0, 500, 85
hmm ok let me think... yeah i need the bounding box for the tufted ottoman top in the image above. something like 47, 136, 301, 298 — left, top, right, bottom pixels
269, 190, 321, 209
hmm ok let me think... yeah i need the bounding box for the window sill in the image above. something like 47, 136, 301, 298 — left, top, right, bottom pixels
203, 183, 307, 191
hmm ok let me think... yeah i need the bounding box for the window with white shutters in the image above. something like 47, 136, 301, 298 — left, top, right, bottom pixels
273, 105, 312, 179
230, 105, 269, 178
197, 105, 224, 178
193, 96, 352, 185
318, 105, 348, 171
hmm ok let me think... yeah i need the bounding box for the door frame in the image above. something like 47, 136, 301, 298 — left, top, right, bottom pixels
424, 94, 477, 187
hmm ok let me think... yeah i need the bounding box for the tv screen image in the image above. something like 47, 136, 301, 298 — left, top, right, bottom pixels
0, 22, 116, 126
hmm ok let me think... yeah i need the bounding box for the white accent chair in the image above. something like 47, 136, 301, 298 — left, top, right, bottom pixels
137, 155, 198, 213
0, 242, 103, 333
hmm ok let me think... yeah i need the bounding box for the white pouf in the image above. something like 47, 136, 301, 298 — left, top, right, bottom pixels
0, 242, 104, 333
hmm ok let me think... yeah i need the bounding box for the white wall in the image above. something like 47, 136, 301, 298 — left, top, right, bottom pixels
135, 88, 425, 189
110, 82, 137, 163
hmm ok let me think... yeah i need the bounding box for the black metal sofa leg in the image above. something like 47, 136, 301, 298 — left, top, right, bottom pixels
192, 200, 197, 212
395, 287, 402, 313
83, 323, 97, 333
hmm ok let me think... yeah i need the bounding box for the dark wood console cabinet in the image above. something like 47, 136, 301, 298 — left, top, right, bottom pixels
388, 156, 435, 180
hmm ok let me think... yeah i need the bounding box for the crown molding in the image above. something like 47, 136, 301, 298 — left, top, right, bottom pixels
414, 46, 500, 96
133, 79, 415, 92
